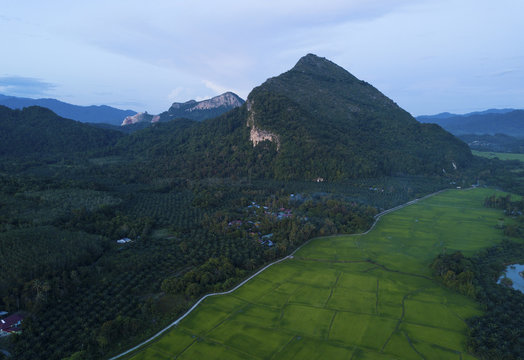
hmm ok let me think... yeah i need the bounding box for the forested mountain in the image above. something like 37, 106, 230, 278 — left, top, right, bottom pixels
116, 54, 472, 181
121, 92, 244, 126
0, 94, 136, 125
0, 105, 123, 156
158, 92, 244, 123
1, 54, 520, 360
417, 109, 524, 137
417, 108, 516, 122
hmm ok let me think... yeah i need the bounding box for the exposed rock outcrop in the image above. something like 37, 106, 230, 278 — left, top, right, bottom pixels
122, 92, 245, 126
246, 99, 280, 150
178, 92, 244, 112
121, 112, 156, 126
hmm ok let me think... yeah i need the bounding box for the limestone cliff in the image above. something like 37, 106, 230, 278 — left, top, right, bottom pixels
246, 99, 280, 150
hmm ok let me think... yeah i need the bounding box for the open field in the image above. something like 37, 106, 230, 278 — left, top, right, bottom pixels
472, 150, 524, 162
125, 188, 511, 360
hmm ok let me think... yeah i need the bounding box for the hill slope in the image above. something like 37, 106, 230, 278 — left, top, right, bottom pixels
0, 105, 124, 157
417, 108, 516, 122
417, 109, 524, 137
117, 54, 472, 181
0, 94, 136, 125
159, 92, 244, 122
121, 92, 244, 126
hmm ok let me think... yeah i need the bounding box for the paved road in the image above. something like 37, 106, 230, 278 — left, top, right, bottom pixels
109, 188, 448, 359
0, 349, 11, 357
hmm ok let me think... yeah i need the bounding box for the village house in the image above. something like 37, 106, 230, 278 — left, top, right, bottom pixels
0, 314, 24, 336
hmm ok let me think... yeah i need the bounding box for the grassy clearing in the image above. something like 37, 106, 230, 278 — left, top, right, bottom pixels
126, 188, 510, 359
472, 150, 524, 162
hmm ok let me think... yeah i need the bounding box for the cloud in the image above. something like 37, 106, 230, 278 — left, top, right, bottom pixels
167, 88, 184, 103
44, 1, 422, 87
0, 76, 56, 96
3, 0, 524, 115
490, 69, 517, 77
202, 80, 230, 95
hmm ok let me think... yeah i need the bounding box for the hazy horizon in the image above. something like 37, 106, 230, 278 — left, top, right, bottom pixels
1, 0, 523, 116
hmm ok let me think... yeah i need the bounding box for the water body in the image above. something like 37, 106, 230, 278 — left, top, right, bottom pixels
498, 264, 524, 294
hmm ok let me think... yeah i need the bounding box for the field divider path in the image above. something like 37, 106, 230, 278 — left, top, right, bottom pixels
402, 330, 426, 360
381, 287, 429, 354
109, 188, 451, 360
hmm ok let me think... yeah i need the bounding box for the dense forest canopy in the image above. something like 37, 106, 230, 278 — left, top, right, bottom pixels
0, 106, 123, 157
0, 54, 523, 359
106, 54, 473, 182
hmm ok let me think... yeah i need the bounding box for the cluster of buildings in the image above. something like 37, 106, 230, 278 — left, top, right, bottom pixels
0, 313, 24, 336
226, 201, 296, 247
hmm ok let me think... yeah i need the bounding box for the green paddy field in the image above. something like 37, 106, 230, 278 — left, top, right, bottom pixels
126, 188, 510, 360
472, 150, 524, 162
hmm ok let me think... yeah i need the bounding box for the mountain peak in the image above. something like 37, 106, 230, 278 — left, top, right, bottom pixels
122, 92, 245, 125
169, 92, 244, 113
290, 54, 358, 82
294, 53, 328, 67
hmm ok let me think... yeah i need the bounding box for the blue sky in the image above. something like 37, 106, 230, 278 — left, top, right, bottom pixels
1, 0, 523, 115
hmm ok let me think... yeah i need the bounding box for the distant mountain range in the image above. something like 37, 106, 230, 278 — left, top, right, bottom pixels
417, 109, 517, 122
121, 92, 244, 126
417, 109, 524, 137
0, 92, 245, 129
0, 94, 136, 126
0, 54, 473, 180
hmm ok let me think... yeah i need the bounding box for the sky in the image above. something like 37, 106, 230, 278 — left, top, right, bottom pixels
1, 0, 523, 116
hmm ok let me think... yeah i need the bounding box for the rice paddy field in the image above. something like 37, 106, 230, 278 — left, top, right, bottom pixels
472, 150, 524, 162
125, 188, 509, 360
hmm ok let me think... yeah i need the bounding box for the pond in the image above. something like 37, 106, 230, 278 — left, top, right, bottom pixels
498, 264, 524, 294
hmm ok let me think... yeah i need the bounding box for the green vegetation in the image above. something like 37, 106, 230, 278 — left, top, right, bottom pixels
460, 134, 524, 153
112, 55, 473, 182
0, 105, 123, 158
472, 150, 524, 162
433, 241, 524, 360
3, 169, 402, 359
126, 188, 513, 360
419, 110, 524, 138
2, 54, 523, 360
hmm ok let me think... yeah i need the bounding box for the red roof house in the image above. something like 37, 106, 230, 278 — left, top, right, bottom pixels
0, 314, 24, 334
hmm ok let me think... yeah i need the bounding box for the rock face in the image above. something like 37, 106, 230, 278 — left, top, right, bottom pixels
175, 92, 244, 112
246, 99, 280, 149
160, 92, 245, 122
121, 92, 244, 126
121, 112, 157, 126
121, 92, 245, 126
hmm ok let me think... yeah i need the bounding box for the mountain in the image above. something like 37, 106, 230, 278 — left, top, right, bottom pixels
0, 105, 123, 157
160, 92, 244, 122
117, 54, 472, 181
0, 94, 136, 125
417, 108, 516, 122
121, 92, 244, 126
417, 109, 524, 137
